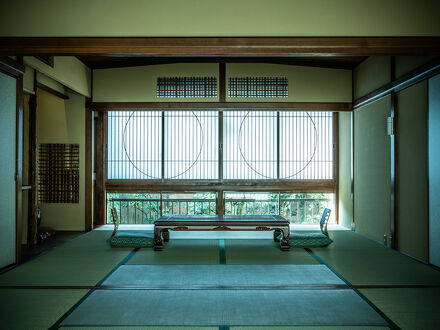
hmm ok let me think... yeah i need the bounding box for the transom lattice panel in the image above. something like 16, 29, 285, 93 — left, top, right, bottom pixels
157, 77, 218, 98
228, 77, 288, 98
38, 143, 79, 203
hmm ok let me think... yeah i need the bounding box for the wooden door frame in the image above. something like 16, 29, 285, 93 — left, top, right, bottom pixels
0, 57, 25, 269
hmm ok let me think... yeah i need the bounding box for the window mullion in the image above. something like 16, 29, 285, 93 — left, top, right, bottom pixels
161, 110, 165, 180
277, 111, 280, 179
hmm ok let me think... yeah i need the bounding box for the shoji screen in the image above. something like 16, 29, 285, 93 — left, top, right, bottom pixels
0, 71, 16, 268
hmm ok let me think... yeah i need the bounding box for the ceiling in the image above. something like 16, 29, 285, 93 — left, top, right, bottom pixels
76, 55, 367, 70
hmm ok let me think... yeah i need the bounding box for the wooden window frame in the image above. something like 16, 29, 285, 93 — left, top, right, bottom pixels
92, 104, 340, 224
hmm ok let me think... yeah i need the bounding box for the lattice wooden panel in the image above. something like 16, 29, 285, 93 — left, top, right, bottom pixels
157, 77, 217, 98
38, 143, 79, 203
228, 77, 288, 98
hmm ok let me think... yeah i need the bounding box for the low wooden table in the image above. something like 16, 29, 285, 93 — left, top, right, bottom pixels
154, 215, 290, 251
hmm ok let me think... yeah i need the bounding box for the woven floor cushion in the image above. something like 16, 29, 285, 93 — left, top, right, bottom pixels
108, 231, 154, 247
290, 233, 333, 247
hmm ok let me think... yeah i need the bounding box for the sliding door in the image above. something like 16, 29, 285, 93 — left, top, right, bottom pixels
429, 74, 440, 267
0, 71, 17, 268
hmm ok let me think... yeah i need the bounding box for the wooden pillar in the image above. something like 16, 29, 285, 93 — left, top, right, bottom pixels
333, 112, 339, 224
27, 78, 38, 245
217, 190, 225, 215
95, 111, 107, 225
85, 104, 93, 231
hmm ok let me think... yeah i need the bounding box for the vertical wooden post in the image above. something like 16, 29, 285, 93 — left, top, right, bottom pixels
217, 190, 225, 215
217, 63, 226, 215
85, 103, 93, 231
350, 69, 356, 230
333, 112, 339, 224
27, 70, 38, 244
390, 56, 398, 249
102, 111, 108, 224
219, 63, 226, 103
95, 111, 105, 225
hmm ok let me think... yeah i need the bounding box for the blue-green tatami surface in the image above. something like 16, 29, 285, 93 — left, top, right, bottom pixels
1, 229, 440, 329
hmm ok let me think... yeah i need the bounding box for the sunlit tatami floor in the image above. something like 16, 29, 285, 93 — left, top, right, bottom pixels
1, 227, 440, 329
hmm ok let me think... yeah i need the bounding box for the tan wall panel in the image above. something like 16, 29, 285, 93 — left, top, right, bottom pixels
338, 112, 352, 228
37, 89, 85, 231
23, 65, 34, 92
395, 56, 438, 78
93, 63, 219, 102
226, 64, 351, 103
24, 57, 91, 98
354, 56, 391, 99
397, 82, 428, 261
93, 63, 351, 103
354, 97, 391, 243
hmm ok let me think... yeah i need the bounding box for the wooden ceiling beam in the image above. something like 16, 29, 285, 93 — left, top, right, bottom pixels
1, 37, 440, 56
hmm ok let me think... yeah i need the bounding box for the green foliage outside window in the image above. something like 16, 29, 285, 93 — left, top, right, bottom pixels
107, 192, 333, 225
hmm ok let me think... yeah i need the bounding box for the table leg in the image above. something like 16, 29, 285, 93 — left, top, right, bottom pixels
280, 227, 290, 251
154, 227, 163, 251
273, 229, 281, 242
162, 230, 170, 242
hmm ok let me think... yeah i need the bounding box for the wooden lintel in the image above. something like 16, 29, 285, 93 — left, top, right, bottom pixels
1, 37, 440, 55
0, 56, 25, 77
105, 180, 335, 192
88, 102, 352, 112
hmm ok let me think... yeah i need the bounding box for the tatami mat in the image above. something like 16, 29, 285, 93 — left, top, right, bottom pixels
225, 240, 319, 264
0, 231, 133, 286
102, 264, 345, 287
61, 289, 388, 327
0, 289, 88, 330
61, 327, 217, 330
310, 231, 440, 285
360, 288, 440, 330
2, 228, 440, 329
126, 239, 220, 265
231, 327, 390, 330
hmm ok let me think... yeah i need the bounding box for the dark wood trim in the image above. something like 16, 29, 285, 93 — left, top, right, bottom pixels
216, 190, 225, 215
333, 112, 339, 225
102, 111, 108, 224
276, 112, 280, 179
89, 102, 352, 112
85, 102, 93, 231
95, 112, 105, 225
27, 70, 38, 245
218, 111, 223, 181
219, 63, 226, 102
36, 82, 69, 100
105, 180, 335, 192
350, 112, 355, 230
161, 111, 165, 181
353, 57, 440, 110
1, 37, 440, 55
390, 56, 398, 249
2, 283, 440, 290
15, 60, 24, 264
0, 56, 25, 77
